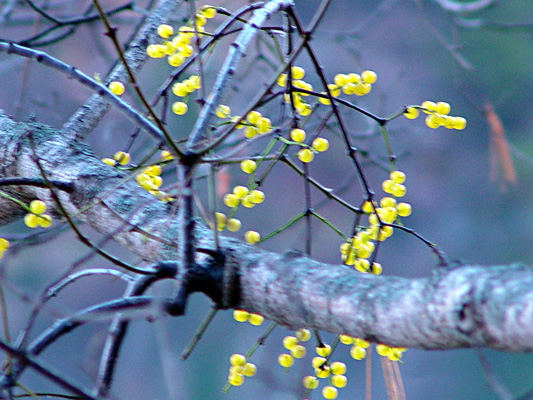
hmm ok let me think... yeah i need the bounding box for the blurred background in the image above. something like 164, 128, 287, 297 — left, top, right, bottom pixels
0, 0, 532, 399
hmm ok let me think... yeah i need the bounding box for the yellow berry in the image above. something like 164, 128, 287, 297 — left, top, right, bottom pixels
354, 83, 372, 96
303, 375, 319, 389
241, 195, 254, 209
226, 218, 241, 232
291, 345, 306, 358
248, 313, 264, 326
257, 117, 272, 134
339, 334, 354, 345
389, 170, 406, 184
278, 353, 294, 368
354, 258, 370, 273
223, 194, 239, 208
232, 185, 248, 199
391, 184, 406, 198
245, 231, 260, 244
350, 346, 366, 360
102, 158, 116, 166
371, 262, 383, 275
403, 107, 419, 119
354, 338, 370, 348
312, 138, 329, 152
172, 101, 188, 115
327, 83, 341, 97
113, 151, 130, 165
161, 150, 173, 161
291, 66, 305, 80
240, 159, 257, 174
216, 104, 231, 118
376, 344, 392, 357
454, 117, 467, 130
283, 336, 298, 350
233, 309, 249, 322
361, 70, 377, 84
322, 386, 338, 400
37, 215, 52, 228
168, 54, 185, 67
435, 101, 451, 115
315, 344, 331, 357
388, 348, 403, 361
246, 110, 262, 124
296, 328, 311, 341
342, 82, 356, 95
29, 200, 46, 215
228, 373, 244, 386
421, 100, 436, 113
195, 14, 207, 27
297, 148, 314, 163
330, 374, 347, 388
243, 126, 259, 139
382, 179, 395, 194
318, 92, 331, 105
144, 165, 161, 176
333, 73, 348, 86
347, 72, 361, 83
146, 44, 165, 58
215, 212, 226, 231
312, 356, 327, 369
277, 73, 287, 87
200, 5, 217, 19
24, 214, 39, 228
108, 81, 125, 96
290, 128, 306, 143
242, 362, 256, 377
249, 190, 265, 204
172, 82, 188, 97
396, 202, 412, 217
316, 366, 331, 378
230, 353, 246, 366
0, 238, 9, 251
330, 361, 346, 375
157, 24, 174, 38
379, 196, 396, 208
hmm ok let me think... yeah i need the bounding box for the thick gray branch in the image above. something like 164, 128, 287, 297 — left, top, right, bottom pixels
1, 113, 532, 352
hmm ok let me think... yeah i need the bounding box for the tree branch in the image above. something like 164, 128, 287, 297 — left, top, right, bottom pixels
1, 112, 533, 352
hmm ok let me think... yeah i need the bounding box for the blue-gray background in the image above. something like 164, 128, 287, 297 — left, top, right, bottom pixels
0, 0, 532, 399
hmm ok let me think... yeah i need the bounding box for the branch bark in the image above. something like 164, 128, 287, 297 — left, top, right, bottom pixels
1, 112, 533, 352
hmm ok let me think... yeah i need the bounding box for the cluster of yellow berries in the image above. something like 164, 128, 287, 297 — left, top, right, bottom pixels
233, 309, 264, 325
220, 164, 264, 242
102, 151, 131, 167
376, 343, 407, 361
289, 127, 330, 163
215, 212, 241, 232
338, 335, 370, 360
171, 75, 201, 115
227, 353, 257, 387
307, 352, 348, 398
329, 70, 377, 98
277, 66, 315, 116
24, 200, 52, 229
146, 5, 216, 66
135, 164, 172, 202
340, 170, 411, 272
216, 106, 272, 138
277, 329, 311, 369
404, 101, 467, 130
0, 238, 9, 259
